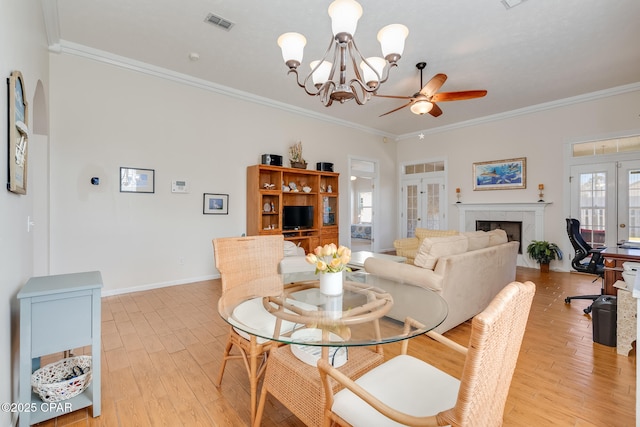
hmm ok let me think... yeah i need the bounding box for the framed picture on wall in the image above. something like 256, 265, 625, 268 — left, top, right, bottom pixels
203, 193, 229, 215
473, 157, 526, 190
7, 70, 29, 195
120, 167, 155, 193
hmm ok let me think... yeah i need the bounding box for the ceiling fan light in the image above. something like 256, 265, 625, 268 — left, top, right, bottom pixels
359, 57, 386, 87
377, 24, 409, 63
310, 60, 333, 86
328, 0, 363, 37
410, 100, 433, 115
277, 32, 307, 68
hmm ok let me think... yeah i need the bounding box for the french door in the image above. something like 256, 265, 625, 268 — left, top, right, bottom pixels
569, 160, 640, 247
401, 177, 445, 238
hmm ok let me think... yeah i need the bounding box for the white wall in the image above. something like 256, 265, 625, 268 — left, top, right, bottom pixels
49, 53, 397, 294
0, 1, 50, 425
397, 89, 640, 271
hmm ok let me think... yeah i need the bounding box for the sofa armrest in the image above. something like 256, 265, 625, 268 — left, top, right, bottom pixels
363, 258, 444, 292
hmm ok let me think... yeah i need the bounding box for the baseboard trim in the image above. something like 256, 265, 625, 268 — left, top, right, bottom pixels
101, 274, 220, 297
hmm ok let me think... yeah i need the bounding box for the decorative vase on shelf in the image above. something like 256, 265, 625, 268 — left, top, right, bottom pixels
319, 271, 343, 295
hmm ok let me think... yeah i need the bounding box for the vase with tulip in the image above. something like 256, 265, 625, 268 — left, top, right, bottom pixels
305, 243, 351, 295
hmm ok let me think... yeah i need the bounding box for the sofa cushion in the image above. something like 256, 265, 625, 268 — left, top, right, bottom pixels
414, 235, 469, 270
414, 228, 459, 241
284, 240, 305, 257
488, 229, 508, 246
462, 231, 491, 251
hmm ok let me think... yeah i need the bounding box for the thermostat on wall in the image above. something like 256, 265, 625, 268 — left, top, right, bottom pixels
171, 180, 189, 193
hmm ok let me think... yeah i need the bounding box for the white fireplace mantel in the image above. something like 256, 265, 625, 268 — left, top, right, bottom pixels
456, 202, 552, 267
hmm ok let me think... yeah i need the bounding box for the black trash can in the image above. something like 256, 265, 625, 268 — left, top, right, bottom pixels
592, 295, 617, 347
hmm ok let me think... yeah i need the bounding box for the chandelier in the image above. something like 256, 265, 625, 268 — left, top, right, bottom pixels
277, 0, 409, 106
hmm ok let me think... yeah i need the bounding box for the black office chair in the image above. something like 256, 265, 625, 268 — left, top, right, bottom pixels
564, 218, 605, 314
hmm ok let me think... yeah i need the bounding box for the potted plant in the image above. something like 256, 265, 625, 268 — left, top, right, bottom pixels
526, 240, 563, 273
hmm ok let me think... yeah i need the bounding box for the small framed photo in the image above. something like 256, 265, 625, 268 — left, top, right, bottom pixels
473, 157, 526, 191
120, 167, 155, 193
204, 193, 229, 215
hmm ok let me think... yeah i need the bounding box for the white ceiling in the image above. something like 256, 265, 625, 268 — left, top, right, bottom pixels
44, 0, 640, 139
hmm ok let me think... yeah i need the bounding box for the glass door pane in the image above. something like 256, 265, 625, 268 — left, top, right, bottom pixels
579, 172, 607, 248
402, 180, 419, 238
617, 160, 640, 243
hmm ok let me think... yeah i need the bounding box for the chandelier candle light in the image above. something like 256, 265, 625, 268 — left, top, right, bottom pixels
277, 0, 409, 106
306, 243, 352, 295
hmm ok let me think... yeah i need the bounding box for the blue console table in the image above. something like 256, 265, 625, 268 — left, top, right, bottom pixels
18, 271, 102, 426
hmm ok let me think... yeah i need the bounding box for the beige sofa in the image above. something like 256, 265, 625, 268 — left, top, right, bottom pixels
393, 228, 459, 264
365, 229, 519, 333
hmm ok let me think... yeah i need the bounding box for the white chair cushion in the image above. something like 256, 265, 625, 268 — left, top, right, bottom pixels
331, 354, 459, 427
230, 297, 315, 344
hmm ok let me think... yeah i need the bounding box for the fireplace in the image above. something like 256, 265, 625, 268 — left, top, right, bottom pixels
456, 202, 549, 268
476, 220, 522, 253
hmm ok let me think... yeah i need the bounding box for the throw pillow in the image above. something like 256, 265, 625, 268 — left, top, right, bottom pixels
414, 235, 469, 270
284, 240, 303, 257
463, 231, 491, 251
488, 229, 508, 246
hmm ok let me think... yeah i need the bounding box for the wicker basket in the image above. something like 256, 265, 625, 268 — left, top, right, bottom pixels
31, 355, 92, 402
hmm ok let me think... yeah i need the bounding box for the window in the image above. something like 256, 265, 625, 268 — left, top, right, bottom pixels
358, 191, 372, 223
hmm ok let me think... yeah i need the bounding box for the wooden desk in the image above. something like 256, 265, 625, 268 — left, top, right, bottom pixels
602, 247, 640, 296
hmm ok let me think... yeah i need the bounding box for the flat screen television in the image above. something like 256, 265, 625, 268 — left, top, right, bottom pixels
283, 205, 314, 230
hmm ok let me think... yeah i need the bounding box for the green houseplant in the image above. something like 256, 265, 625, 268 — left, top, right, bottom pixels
526, 240, 563, 272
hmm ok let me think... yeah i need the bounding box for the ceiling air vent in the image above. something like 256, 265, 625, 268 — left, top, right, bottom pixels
204, 13, 235, 31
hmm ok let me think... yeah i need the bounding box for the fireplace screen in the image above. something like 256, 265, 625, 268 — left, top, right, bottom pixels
476, 220, 522, 253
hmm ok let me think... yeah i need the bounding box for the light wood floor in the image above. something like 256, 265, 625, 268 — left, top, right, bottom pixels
34, 267, 635, 426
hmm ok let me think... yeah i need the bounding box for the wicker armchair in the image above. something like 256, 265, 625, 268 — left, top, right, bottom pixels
212, 235, 284, 425
317, 281, 536, 427
393, 228, 459, 264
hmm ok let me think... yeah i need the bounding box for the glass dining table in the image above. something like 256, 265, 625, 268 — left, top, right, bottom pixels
217, 270, 448, 358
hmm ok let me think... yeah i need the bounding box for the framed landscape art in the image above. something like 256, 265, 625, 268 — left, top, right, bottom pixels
473, 157, 526, 191
120, 167, 155, 193
203, 193, 229, 215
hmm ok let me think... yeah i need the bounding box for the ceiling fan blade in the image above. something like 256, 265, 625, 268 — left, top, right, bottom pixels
420, 73, 447, 96
429, 103, 443, 117
431, 90, 487, 102
374, 94, 414, 100
379, 101, 414, 117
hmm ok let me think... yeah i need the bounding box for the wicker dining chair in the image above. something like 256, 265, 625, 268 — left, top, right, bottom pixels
212, 234, 285, 425
317, 280, 536, 427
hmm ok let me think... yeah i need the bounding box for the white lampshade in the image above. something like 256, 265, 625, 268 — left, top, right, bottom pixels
410, 100, 433, 115
359, 57, 387, 85
310, 60, 333, 85
277, 32, 307, 64
328, 0, 363, 36
377, 24, 409, 60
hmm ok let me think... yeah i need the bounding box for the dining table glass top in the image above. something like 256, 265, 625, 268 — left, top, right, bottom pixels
217, 271, 448, 347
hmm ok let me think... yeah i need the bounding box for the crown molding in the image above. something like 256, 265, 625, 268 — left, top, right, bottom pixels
53, 40, 396, 139
397, 82, 640, 141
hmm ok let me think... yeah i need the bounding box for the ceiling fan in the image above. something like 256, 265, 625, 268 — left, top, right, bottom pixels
375, 62, 487, 117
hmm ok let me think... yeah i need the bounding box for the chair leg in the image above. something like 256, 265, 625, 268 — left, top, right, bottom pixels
253, 379, 269, 427
215, 335, 234, 387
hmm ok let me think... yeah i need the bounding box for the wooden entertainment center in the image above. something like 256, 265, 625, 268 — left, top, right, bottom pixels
246, 164, 339, 253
